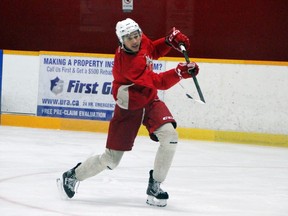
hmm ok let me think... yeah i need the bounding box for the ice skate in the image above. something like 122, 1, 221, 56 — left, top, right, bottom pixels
56, 162, 81, 199
146, 170, 169, 207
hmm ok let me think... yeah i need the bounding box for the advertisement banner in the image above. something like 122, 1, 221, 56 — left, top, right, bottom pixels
0, 50, 3, 117
37, 54, 116, 121
37, 53, 166, 121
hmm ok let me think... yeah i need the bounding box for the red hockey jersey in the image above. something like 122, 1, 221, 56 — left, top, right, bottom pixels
112, 34, 181, 110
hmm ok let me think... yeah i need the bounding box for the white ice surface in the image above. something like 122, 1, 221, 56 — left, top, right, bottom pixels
0, 126, 287, 216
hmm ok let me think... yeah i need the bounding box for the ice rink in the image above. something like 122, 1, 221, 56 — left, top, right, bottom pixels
0, 125, 287, 216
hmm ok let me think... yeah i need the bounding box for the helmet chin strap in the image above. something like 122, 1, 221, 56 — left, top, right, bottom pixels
119, 42, 139, 54
120, 34, 142, 54
123, 45, 136, 54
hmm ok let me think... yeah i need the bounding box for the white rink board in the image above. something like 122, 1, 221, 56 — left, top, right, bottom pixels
1, 54, 39, 114
165, 61, 288, 134
1, 52, 288, 135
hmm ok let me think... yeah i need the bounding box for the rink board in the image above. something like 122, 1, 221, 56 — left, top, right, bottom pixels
1, 113, 287, 148
1, 50, 288, 147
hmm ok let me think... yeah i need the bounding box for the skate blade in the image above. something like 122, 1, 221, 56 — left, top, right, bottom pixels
56, 178, 68, 200
146, 195, 167, 207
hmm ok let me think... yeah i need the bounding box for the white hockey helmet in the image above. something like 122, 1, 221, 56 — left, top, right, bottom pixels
116, 18, 142, 44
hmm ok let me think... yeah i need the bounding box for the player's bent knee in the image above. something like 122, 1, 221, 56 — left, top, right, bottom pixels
168, 128, 178, 145
154, 123, 178, 146
101, 148, 124, 170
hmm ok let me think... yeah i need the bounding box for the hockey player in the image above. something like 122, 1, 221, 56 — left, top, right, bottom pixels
59, 18, 199, 207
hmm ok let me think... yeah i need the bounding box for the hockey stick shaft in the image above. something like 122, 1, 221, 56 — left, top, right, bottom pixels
179, 44, 206, 103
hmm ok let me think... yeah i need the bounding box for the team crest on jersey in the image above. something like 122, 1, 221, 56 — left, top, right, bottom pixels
145, 55, 153, 71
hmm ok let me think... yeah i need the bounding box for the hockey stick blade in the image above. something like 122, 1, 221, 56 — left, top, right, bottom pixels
178, 83, 205, 104
178, 82, 194, 100
179, 44, 206, 104
186, 94, 193, 99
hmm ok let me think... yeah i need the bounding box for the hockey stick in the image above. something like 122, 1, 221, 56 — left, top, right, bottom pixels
178, 82, 194, 99
179, 44, 206, 104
